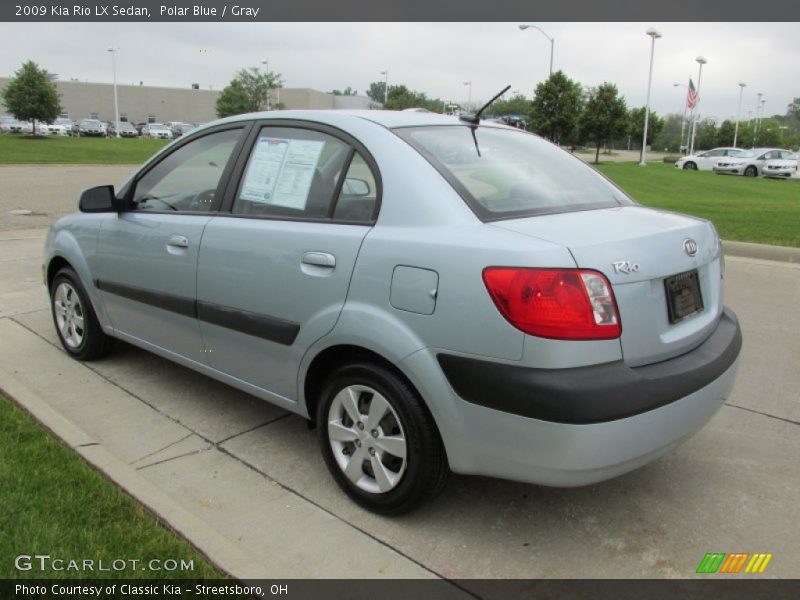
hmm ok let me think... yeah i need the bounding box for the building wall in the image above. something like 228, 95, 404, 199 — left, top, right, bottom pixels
0, 77, 381, 123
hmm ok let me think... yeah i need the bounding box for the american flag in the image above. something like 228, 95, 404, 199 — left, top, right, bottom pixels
687, 79, 699, 109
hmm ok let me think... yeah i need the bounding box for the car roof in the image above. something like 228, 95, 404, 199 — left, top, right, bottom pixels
215, 109, 472, 130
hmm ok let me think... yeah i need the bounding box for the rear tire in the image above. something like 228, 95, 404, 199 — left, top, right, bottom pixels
683, 162, 698, 170
744, 166, 758, 177
316, 362, 448, 515
50, 267, 114, 361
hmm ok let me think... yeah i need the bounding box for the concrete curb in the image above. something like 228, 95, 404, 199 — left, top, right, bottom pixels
0, 366, 273, 581
723, 240, 800, 264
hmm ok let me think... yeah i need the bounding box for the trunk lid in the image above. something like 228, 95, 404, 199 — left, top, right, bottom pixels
492, 206, 724, 366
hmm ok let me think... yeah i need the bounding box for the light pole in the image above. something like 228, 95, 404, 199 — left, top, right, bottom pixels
674, 82, 689, 153
107, 46, 120, 138
380, 70, 388, 106
518, 24, 554, 77
733, 82, 746, 148
753, 93, 763, 146
688, 56, 707, 155
463, 81, 472, 113
261, 59, 271, 110
639, 28, 662, 166
755, 96, 766, 146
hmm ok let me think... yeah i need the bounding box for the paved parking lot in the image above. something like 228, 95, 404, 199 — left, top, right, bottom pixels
0, 167, 798, 584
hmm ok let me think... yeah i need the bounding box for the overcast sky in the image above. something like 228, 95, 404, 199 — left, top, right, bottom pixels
1, 22, 798, 120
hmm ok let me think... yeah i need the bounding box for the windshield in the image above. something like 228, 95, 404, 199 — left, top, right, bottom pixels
82, 120, 101, 126
150, 124, 167, 130
395, 125, 633, 221
736, 151, 757, 158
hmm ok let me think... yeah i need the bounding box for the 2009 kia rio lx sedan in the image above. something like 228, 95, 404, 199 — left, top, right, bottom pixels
44, 110, 741, 514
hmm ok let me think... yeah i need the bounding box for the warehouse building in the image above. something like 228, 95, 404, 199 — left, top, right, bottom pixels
0, 78, 380, 124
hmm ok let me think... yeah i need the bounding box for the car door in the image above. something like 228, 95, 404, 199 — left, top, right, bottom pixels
698, 149, 723, 169
96, 124, 249, 363
196, 122, 380, 401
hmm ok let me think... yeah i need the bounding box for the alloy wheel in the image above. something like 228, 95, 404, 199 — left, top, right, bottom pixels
327, 384, 407, 494
53, 281, 85, 349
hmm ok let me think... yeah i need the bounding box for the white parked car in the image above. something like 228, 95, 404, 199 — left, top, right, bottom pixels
142, 123, 173, 139
713, 148, 794, 177
45, 118, 73, 136
7, 119, 33, 134
0, 116, 16, 133
675, 147, 744, 171
762, 152, 799, 179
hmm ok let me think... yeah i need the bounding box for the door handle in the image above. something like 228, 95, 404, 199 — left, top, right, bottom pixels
301, 252, 336, 268
167, 235, 189, 249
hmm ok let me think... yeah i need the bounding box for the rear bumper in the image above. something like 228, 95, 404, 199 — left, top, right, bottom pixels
418, 308, 740, 486
438, 308, 741, 424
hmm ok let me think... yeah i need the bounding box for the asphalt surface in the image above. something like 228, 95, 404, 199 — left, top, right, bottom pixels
0, 166, 798, 583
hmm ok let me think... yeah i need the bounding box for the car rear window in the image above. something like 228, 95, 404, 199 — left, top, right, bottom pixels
394, 125, 633, 221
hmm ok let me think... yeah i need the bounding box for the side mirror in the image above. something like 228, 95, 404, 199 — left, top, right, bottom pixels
78, 185, 123, 213
342, 178, 370, 197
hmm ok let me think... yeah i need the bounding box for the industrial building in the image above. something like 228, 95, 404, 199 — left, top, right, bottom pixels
0, 77, 381, 124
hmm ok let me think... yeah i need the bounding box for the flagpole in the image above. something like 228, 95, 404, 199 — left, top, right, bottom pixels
688, 56, 707, 155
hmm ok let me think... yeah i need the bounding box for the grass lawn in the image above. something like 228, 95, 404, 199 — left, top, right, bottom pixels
596, 162, 800, 248
0, 395, 223, 579
0, 135, 169, 165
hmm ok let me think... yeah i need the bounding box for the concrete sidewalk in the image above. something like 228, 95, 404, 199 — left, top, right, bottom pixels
1, 229, 798, 583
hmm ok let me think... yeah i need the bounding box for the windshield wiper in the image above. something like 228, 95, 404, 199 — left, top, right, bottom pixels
459, 85, 511, 126
459, 85, 511, 157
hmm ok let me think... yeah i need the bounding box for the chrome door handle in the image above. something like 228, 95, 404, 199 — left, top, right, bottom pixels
301, 252, 336, 268
167, 235, 189, 248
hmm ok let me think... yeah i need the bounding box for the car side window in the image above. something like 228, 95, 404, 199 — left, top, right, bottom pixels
706, 150, 724, 157
132, 128, 242, 213
333, 152, 378, 224
233, 127, 350, 220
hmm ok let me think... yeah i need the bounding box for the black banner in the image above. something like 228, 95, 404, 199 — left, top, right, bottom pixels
2, 0, 800, 22
3, 579, 800, 600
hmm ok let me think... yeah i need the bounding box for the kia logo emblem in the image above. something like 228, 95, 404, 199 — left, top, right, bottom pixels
684, 238, 698, 257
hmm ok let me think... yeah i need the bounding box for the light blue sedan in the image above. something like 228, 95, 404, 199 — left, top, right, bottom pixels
44, 109, 742, 513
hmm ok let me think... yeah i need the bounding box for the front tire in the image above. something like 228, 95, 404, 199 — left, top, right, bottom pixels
683, 161, 697, 170
50, 267, 114, 361
744, 166, 758, 177
316, 362, 448, 515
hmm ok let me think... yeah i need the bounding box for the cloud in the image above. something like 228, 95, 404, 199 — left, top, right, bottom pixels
0, 22, 797, 120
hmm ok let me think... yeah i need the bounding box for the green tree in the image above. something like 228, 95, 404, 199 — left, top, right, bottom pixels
330, 86, 357, 96
215, 67, 282, 118
367, 81, 387, 104
715, 119, 736, 147
579, 83, 628, 163
490, 94, 533, 117
628, 106, 665, 148
529, 70, 583, 144
383, 84, 444, 112
1, 60, 61, 135
692, 118, 718, 151
653, 113, 686, 153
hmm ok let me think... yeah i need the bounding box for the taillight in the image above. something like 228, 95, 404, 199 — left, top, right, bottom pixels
482, 268, 621, 340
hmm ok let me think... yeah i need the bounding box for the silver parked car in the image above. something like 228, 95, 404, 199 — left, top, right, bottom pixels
674, 147, 744, 171
141, 123, 173, 140
713, 148, 794, 177
43, 110, 741, 513
761, 152, 799, 179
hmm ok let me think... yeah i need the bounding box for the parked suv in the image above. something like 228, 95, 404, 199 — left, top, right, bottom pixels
44, 111, 741, 513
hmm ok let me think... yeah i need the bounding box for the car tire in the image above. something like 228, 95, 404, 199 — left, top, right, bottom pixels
744, 166, 758, 177
316, 362, 448, 515
50, 267, 114, 361
683, 162, 697, 170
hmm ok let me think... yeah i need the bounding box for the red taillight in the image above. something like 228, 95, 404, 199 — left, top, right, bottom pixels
482, 268, 621, 340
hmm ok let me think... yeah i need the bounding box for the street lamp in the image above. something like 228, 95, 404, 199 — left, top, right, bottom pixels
518, 24, 554, 77
463, 81, 472, 113
733, 82, 746, 148
639, 28, 662, 166
107, 46, 120, 138
688, 56, 707, 155
261, 59, 271, 110
753, 94, 765, 146
380, 70, 388, 106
